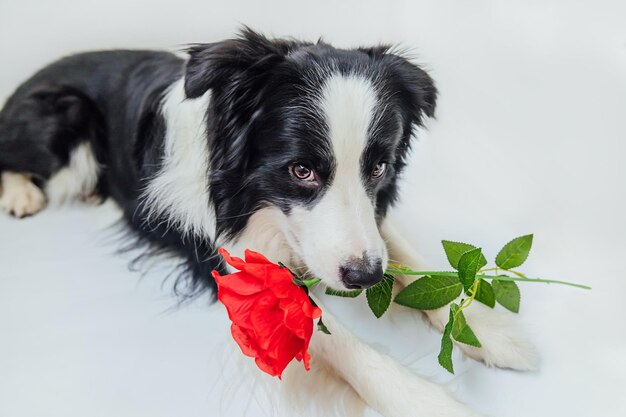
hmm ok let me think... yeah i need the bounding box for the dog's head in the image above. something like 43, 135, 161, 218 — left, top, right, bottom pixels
185, 28, 436, 290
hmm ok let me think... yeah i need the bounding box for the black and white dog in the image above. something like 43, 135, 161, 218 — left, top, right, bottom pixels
0, 28, 535, 416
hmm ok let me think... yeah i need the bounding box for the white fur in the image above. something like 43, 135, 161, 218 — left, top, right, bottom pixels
220, 206, 296, 270
225, 218, 537, 417
0, 172, 46, 217
221, 208, 480, 416
306, 310, 481, 417
45, 142, 100, 204
122, 73, 533, 417
286, 74, 388, 287
141, 78, 216, 238
0, 52, 535, 417
212, 313, 367, 417
219, 76, 488, 417
381, 219, 538, 371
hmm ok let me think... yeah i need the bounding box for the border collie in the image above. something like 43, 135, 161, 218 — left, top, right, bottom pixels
0, 28, 535, 417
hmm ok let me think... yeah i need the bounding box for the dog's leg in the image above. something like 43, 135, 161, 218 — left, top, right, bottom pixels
0, 172, 46, 218
381, 219, 538, 370
0, 86, 105, 213
44, 142, 102, 205
222, 212, 479, 416
308, 309, 481, 417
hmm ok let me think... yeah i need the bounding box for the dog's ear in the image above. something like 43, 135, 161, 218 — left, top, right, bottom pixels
359, 46, 437, 127
185, 28, 301, 172
184, 27, 294, 99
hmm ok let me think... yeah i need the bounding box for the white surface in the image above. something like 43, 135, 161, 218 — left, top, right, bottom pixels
1, 1, 625, 416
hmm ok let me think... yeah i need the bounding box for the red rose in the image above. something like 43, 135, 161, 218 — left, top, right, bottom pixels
212, 248, 322, 378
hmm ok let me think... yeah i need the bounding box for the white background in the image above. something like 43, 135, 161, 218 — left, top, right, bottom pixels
1, 1, 625, 416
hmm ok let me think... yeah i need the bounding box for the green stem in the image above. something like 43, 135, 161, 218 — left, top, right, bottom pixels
480, 267, 527, 278
385, 269, 591, 290
385, 269, 457, 276
480, 274, 591, 289
457, 279, 479, 315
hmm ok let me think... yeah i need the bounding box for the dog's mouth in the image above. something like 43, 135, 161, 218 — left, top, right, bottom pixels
291, 249, 386, 291
281, 206, 388, 290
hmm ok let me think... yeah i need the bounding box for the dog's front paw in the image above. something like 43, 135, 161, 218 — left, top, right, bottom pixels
362, 363, 484, 417
427, 302, 538, 371
459, 303, 538, 370
0, 173, 47, 218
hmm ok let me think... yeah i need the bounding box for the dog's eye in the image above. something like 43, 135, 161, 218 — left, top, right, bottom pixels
290, 163, 318, 185
371, 162, 387, 179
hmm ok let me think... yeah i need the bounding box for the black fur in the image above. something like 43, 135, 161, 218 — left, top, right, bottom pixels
0, 28, 436, 298
187, 29, 437, 243
0, 50, 224, 295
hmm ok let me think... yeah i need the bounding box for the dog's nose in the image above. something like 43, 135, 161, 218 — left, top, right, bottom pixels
340, 258, 383, 289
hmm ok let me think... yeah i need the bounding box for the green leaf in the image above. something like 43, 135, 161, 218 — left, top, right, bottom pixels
325, 287, 363, 298
441, 240, 487, 270
495, 234, 533, 270
450, 305, 481, 347
366, 274, 394, 318
317, 316, 331, 335
457, 247, 487, 292
492, 279, 521, 313
473, 279, 496, 308
438, 306, 456, 374
394, 275, 462, 310
301, 278, 321, 288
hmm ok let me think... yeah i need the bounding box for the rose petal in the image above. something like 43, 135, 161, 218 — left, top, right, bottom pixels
255, 356, 280, 378
230, 324, 261, 358
217, 248, 247, 270
238, 263, 276, 283
302, 300, 323, 319
213, 270, 265, 295
215, 247, 321, 378
217, 288, 265, 328
265, 269, 298, 293
219, 248, 280, 283
300, 350, 312, 371
264, 326, 302, 375
244, 249, 272, 265
249, 295, 283, 349
279, 298, 310, 339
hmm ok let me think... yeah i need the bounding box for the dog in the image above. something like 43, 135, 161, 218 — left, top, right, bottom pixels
0, 28, 536, 416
